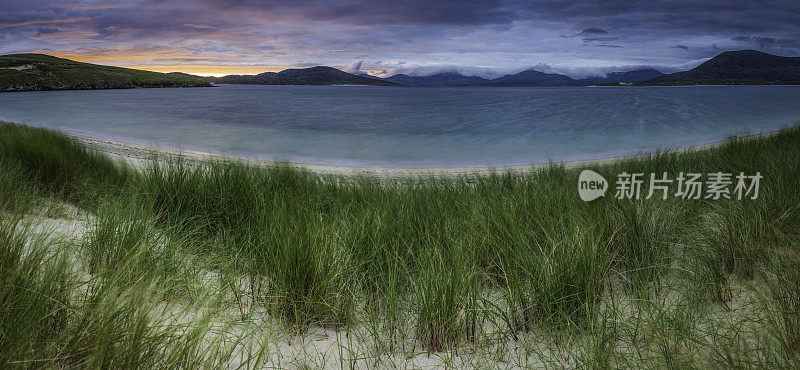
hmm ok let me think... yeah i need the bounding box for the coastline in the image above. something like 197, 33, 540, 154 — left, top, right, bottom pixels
68, 129, 778, 177
0, 84, 213, 93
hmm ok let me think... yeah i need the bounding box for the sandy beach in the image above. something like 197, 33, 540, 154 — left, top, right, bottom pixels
68, 130, 773, 177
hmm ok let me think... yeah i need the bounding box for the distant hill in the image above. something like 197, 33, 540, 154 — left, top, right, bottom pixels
0, 53, 211, 92
578, 69, 664, 85
186, 66, 401, 86
383, 68, 662, 87
384, 72, 491, 86
486, 69, 579, 86
638, 50, 800, 86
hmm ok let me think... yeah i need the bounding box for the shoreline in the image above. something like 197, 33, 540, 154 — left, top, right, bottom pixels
67, 129, 779, 177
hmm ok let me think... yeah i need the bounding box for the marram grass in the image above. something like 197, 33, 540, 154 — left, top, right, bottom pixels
1, 120, 800, 367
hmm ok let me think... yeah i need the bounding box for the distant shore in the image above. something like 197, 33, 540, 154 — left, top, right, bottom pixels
68, 129, 779, 177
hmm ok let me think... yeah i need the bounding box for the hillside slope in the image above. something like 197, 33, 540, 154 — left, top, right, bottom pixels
0, 53, 212, 92
638, 50, 800, 85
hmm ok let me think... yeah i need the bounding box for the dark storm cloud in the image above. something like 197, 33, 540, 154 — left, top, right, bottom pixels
191, 0, 519, 26
569, 28, 621, 48
0, 0, 798, 74
0, 9, 62, 25
2, 1, 799, 32
732, 35, 800, 49
521, 1, 799, 32
577, 28, 609, 36
183, 0, 800, 32
582, 37, 618, 42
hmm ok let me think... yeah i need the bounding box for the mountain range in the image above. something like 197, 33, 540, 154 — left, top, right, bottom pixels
382, 72, 492, 87
172, 50, 800, 87
385, 69, 662, 87
2, 50, 799, 92
173, 66, 400, 86
192, 67, 665, 87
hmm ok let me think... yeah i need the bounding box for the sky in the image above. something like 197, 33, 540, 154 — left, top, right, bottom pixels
1, 0, 799, 78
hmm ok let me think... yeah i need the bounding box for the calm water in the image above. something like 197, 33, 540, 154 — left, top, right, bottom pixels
1, 84, 799, 168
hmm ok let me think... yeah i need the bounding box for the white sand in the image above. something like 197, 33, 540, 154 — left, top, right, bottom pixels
69, 131, 764, 178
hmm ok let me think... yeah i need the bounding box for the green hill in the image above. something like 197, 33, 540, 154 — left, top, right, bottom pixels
0, 53, 212, 92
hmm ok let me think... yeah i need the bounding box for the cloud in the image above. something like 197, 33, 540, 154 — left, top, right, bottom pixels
567, 27, 622, 47
0, 10, 61, 26
731, 35, 800, 51
1, 0, 799, 75
183, 23, 216, 30
194, 0, 518, 26
371, 63, 504, 79
344, 59, 363, 74
577, 28, 609, 36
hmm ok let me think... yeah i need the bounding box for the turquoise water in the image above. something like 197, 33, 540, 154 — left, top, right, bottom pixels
1, 84, 799, 168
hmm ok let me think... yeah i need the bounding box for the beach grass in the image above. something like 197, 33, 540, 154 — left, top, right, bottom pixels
1, 120, 800, 367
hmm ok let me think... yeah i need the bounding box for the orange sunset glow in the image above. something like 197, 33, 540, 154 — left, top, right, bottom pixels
129, 65, 284, 77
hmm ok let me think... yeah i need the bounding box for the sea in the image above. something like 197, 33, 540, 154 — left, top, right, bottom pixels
2, 84, 799, 168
